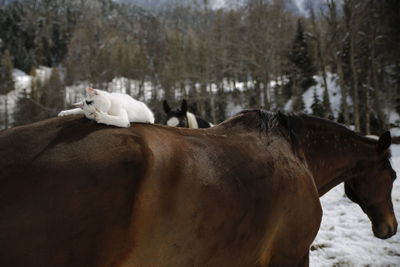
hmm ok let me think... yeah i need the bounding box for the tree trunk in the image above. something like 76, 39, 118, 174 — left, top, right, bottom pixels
263, 73, 270, 110
350, 25, 360, 132
369, 20, 387, 131
199, 82, 207, 119
4, 96, 8, 129
209, 84, 216, 124
365, 69, 371, 135
338, 59, 349, 125
311, 9, 331, 117
254, 78, 261, 108
372, 63, 386, 130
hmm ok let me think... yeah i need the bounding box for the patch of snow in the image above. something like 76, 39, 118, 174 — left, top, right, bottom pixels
391, 128, 400, 137
284, 73, 351, 119
389, 112, 400, 126
12, 69, 32, 92
0, 67, 55, 126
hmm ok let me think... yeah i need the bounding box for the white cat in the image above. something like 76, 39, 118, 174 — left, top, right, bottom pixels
58, 87, 155, 128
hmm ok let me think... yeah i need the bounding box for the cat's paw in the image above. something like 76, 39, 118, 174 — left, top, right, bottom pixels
94, 112, 114, 125
85, 112, 95, 120
93, 112, 105, 123
58, 110, 70, 117
122, 121, 131, 128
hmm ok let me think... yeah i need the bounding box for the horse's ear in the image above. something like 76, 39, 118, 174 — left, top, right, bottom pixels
377, 131, 391, 153
163, 100, 171, 114
181, 99, 188, 114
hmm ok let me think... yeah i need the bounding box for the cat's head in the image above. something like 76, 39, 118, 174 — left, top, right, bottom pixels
73, 87, 110, 119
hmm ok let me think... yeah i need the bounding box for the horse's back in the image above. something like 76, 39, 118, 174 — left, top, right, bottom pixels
123, 125, 322, 266
0, 118, 321, 267
0, 116, 150, 267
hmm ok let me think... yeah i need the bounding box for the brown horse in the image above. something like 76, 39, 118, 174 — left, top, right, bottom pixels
0, 110, 396, 267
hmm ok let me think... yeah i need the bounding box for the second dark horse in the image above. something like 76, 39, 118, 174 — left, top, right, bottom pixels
163, 99, 213, 128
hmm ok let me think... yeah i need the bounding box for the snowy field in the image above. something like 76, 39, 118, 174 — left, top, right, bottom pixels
310, 144, 400, 267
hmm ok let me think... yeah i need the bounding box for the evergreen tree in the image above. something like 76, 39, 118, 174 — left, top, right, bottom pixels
289, 20, 317, 92
39, 68, 65, 118
311, 88, 324, 117
322, 87, 333, 119
13, 67, 46, 127
292, 93, 305, 113
12, 89, 41, 127
0, 49, 15, 128
0, 0, 81, 72
216, 89, 227, 123
0, 50, 14, 95
273, 83, 286, 110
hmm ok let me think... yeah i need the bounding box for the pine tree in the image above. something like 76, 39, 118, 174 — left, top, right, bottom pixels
12, 89, 41, 127
216, 89, 227, 123
0, 50, 15, 128
311, 88, 324, 117
289, 20, 317, 92
13, 67, 45, 127
322, 87, 333, 119
0, 50, 14, 95
292, 93, 305, 113
39, 68, 65, 118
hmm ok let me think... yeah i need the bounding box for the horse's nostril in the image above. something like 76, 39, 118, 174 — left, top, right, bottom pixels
373, 223, 390, 239
373, 222, 397, 239
391, 221, 398, 235
387, 217, 398, 236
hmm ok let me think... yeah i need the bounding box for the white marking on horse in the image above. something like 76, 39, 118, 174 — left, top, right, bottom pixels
186, 112, 198, 129
167, 117, 180, 127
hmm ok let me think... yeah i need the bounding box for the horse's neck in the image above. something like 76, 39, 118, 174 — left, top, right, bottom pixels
300, 123, 375, 196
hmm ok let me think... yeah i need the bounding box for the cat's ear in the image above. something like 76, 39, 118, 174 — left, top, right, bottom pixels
181, 99, 188, 114
73, 101, 84, 108
86, 87, 97, 97
163, 100, 171, 114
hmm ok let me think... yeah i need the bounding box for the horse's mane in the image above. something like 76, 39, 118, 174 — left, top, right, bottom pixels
236, 110, 303, 147
235, 110, 380, 151
186, 112, 199, 129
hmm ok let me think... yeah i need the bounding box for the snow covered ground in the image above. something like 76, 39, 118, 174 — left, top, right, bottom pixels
284, 73, 351, 119
310, 144, 400, 267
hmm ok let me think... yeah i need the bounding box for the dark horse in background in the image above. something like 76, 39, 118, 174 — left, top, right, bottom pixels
0, 111, 397, 266
163, 99, 213, 128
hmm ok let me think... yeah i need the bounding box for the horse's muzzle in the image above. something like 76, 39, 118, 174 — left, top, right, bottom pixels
373, 220, 398, 239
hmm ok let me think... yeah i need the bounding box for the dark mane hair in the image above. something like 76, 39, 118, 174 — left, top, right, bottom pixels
236, 110, 382, 153
237, 110, 303, 147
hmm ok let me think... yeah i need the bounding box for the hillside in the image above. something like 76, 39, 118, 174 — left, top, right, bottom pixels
2, 68, 399, 136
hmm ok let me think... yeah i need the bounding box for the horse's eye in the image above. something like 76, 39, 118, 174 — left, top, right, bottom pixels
85, 100, 93, 105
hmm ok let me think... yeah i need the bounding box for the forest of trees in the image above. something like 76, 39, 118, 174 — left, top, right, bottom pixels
0, 0, 399, 135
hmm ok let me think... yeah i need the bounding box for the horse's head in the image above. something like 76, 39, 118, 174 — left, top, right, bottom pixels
163, 99, 188, 127
344, 131, 397, 239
